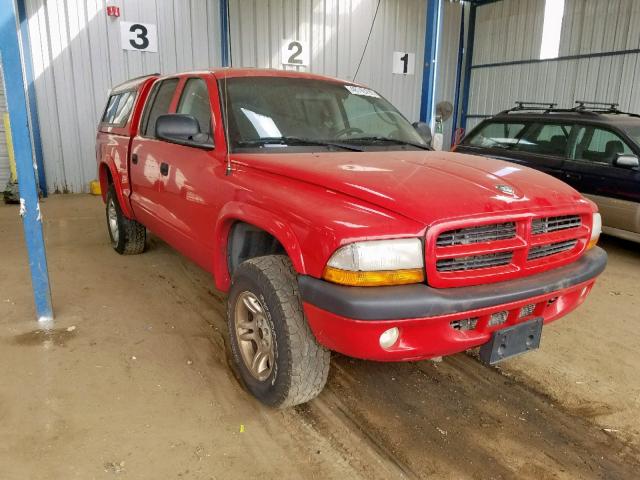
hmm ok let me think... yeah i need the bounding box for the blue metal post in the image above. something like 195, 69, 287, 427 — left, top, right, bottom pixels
460, 2, 477, 131
419, 0, 442, 126
1, 0, 53, 322
16, 0, 47, 196
219, 0, 230, 67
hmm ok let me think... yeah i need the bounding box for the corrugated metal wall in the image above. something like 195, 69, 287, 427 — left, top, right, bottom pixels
0, 63, 10, 189
434, 0, 462, 148
227, 0, 427, 122
25, 0, 222, 193
466, 0, 640, 131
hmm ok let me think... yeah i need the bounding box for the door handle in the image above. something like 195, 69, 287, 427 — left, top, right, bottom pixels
160, 162, 169, 176
565, 172, 582, 180
131, 153, 138, 165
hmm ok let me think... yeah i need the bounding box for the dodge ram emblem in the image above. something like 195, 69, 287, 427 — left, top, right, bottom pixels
496, 184, 516, 196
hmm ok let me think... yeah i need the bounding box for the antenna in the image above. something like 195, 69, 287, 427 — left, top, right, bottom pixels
223, 4, 233, 176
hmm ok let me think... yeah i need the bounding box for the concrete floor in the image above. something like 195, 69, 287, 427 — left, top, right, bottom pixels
1, 194, 639, 479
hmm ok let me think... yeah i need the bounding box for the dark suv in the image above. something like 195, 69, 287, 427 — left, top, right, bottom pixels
456, 102, 640, 243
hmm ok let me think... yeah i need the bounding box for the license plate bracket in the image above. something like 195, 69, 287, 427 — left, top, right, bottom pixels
479, 317, 543, 365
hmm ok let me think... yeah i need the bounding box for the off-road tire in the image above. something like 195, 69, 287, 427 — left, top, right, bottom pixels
227, 255, 331, 408
106, 184, 146, 255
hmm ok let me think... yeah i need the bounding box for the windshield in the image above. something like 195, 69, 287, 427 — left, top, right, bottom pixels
218, 76, 426, 152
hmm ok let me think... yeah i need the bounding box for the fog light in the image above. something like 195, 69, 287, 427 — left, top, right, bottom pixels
379, 327, 399, 349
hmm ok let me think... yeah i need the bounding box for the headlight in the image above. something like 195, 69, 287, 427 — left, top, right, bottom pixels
323, 238, 425, 286
587, 213, 601, 249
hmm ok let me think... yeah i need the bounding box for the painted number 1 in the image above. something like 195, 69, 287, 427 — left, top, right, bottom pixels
400, 53, 409, 74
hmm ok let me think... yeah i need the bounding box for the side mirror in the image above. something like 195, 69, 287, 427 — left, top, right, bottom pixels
155, 114, 213, 149
412, 121, 433, 146
614, 154, 640, 169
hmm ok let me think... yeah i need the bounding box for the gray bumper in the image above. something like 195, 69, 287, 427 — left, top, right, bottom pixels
298, 247, 607, 321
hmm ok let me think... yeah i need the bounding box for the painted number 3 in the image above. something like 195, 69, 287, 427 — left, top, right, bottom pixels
129, 23, 149, 50
286, 41, 303, 64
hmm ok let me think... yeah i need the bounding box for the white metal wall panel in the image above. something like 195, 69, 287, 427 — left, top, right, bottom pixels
25, 0, 222, 193
0, 63, 10, 189
435, 0, 462, 148
227, 0, 427, 122
467, 0, 640, 128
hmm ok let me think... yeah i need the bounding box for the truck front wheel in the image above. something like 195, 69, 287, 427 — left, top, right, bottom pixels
105, 185, 146, 255
227, 255, 330, 408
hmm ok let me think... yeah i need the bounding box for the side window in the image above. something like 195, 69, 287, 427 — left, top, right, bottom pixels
513, 123, 572, 156
572, 126, 632, 164
111, 91, 136, 126
177, 78, 212, 137
142, 79, 179, 137
101, 95, 120, 124
466, 122, 526, 149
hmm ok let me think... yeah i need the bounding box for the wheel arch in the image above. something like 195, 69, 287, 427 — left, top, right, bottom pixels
214, 202, 306, 292
99, 160, 133, 218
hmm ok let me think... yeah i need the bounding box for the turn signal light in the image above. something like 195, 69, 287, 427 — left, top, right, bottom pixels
322, 267, 425, 287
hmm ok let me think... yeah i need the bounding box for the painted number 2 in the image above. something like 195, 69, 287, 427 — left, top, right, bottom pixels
129, 24, 149, 50
282, 39, 308, 66
287, 41, 303, 64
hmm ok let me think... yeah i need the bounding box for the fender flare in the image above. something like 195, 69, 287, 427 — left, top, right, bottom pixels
213, 202, 306, 292
98, 160, 134, 219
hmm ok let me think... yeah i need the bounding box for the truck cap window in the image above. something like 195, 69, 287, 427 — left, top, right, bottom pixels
101, 91, 137, 126
219, 77, 426, 152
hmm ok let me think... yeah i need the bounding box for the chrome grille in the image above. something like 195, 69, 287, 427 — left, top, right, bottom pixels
436, 251, 513, 272
532, 215, 581, 235
437, 222, 516, 247
527, 240, 578, 261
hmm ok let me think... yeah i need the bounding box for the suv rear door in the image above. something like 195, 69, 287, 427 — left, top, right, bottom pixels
459, 120, 571, 180
563, 124, 640, 234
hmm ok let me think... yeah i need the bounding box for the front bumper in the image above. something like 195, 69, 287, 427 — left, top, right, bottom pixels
299, 247, 607, 361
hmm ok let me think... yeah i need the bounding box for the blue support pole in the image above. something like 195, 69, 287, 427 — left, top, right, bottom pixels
460, 2, 477, 132
419, 0, 442, 126
16, 0, 47, 196
0, 0, 53, 322
219, 0, 230, 67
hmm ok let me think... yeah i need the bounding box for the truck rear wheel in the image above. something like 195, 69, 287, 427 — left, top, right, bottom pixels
106, 185, 146, 255
227, 255, 330, 408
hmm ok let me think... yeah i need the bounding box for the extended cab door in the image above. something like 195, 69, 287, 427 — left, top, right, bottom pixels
563, 125, 640, 234
129, 78, 180, 232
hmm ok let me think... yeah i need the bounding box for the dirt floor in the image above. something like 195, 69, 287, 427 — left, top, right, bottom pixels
1, 194, 639, 480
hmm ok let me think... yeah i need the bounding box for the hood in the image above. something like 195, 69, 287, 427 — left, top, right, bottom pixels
235, 150, 589, 226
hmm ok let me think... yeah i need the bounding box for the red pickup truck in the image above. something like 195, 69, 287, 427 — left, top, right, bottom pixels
96, 69, 606, 408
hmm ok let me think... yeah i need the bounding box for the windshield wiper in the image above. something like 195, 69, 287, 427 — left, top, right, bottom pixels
342, 136, 432, 150
236, 136, 363, 152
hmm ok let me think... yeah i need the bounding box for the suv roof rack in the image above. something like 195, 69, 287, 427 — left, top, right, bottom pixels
498, 100, 640, 119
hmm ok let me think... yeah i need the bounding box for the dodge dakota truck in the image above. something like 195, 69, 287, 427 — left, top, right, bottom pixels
96, 69, 607, 408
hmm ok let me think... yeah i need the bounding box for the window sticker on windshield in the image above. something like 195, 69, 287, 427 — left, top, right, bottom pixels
345, 85, 380, 98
